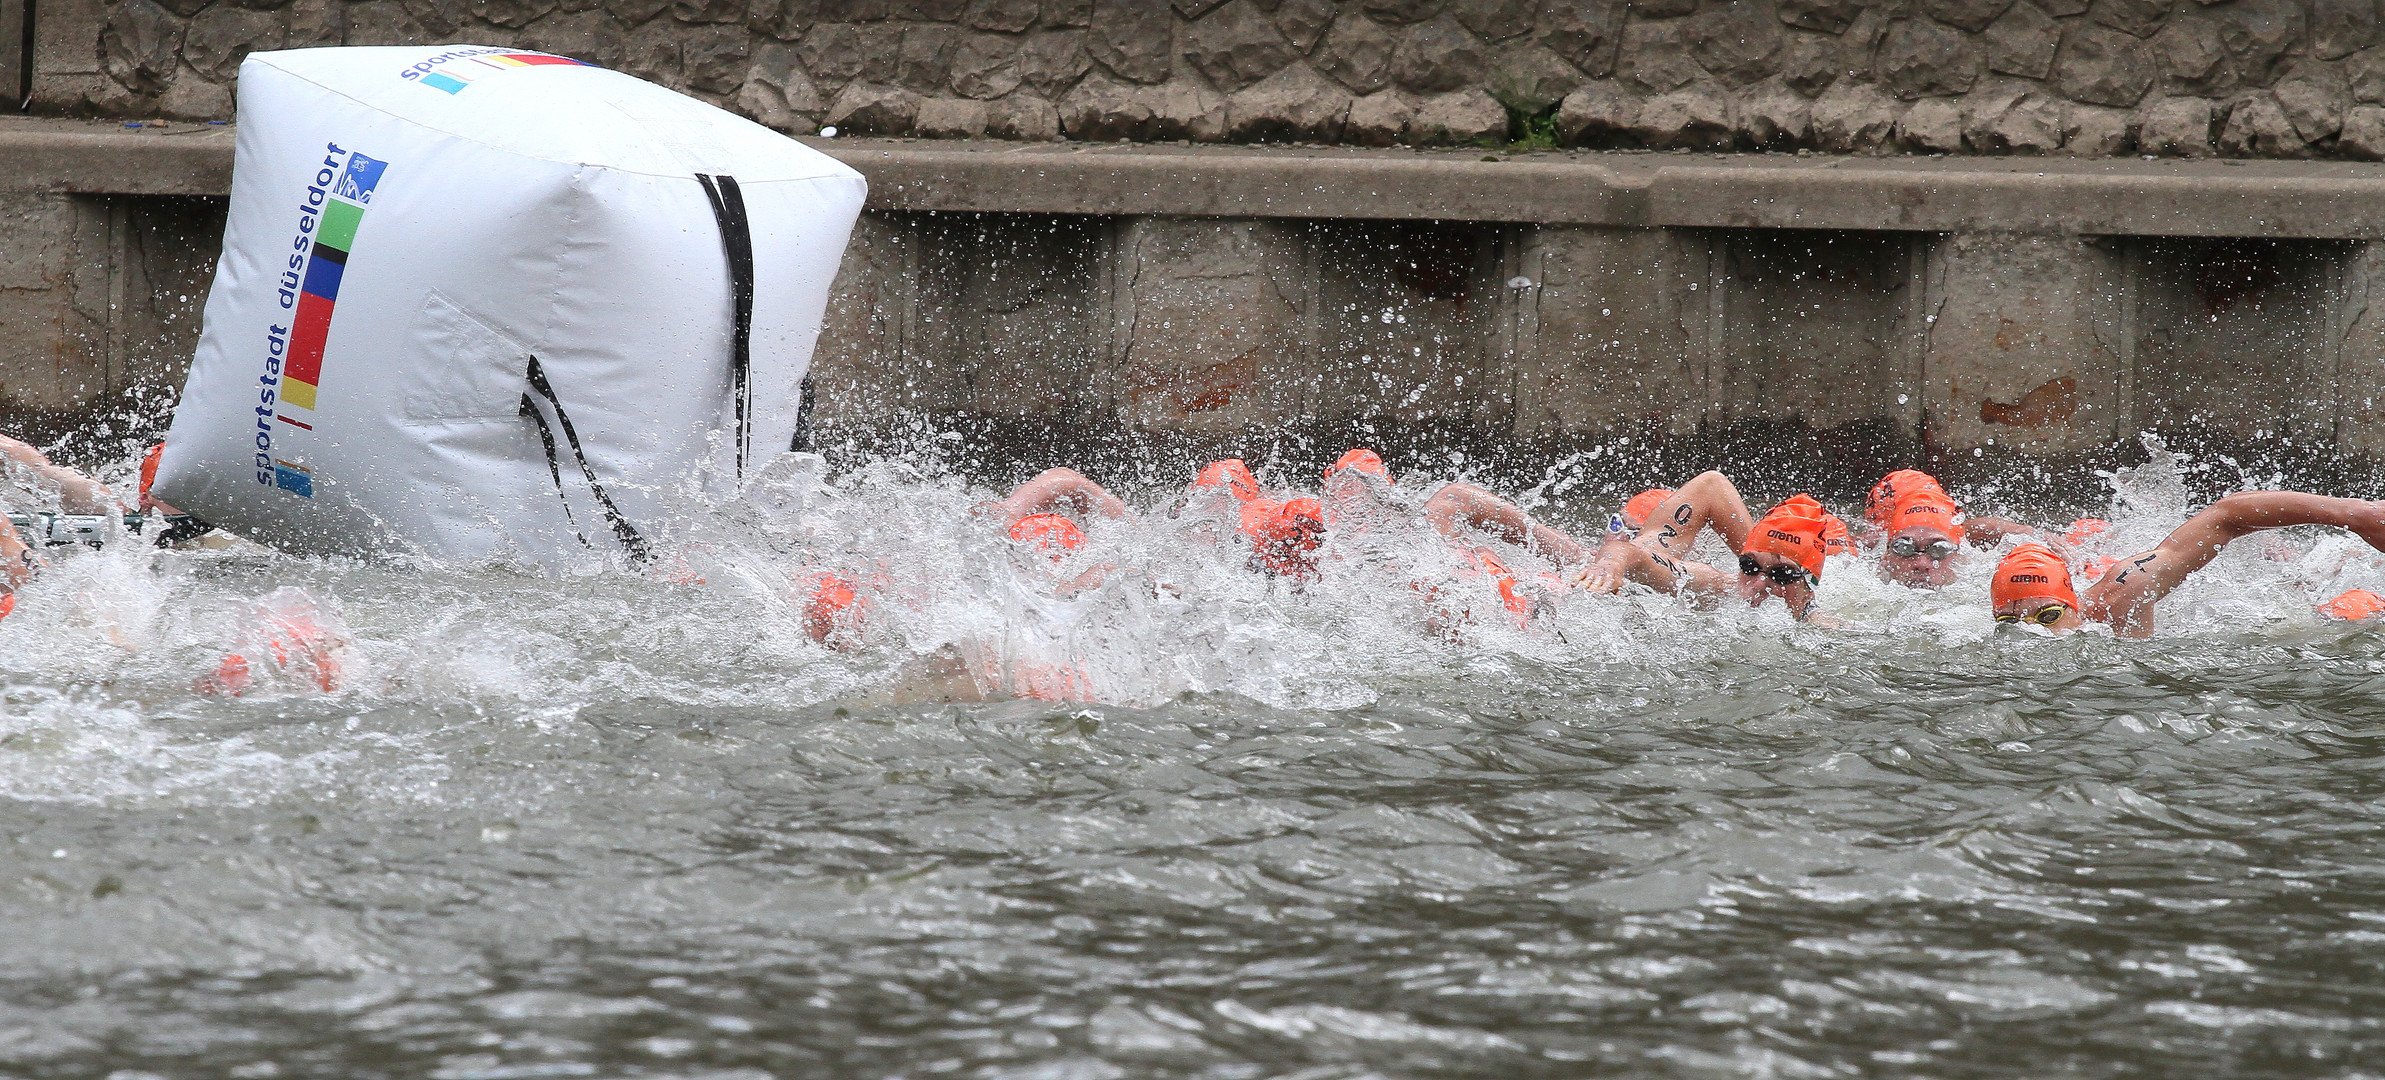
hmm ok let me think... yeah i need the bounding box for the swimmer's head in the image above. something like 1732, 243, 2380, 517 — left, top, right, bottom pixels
2321, 588, 2385, 622
1740, 495, 1830, 612
1192, 459, 1264, 503
1991, 543, 2081, 632
1322, 448, 1393, 527
1325, 449, 1389, 485
1610, 487, 1675, 537
1878, 489, 1966, 589
1866, 469, 1947, 531
1010, 512, 1087, 559
1242, 497, 1325, 580
2064, 518, 2111, 546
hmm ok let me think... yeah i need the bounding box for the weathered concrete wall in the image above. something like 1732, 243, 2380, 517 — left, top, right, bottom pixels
0, 192, 221, 453
799, 210, 2385, 487
31, 0, 2385, 160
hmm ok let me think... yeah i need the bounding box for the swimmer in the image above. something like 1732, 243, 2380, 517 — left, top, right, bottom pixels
1862, 469, 2041, 588
1991, 491, 2385, 638
1575, 471, 1851, 623
1173, 457, 1326, 582
0, 433, 119, 514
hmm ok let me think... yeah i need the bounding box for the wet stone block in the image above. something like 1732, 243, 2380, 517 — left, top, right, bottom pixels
1307, 221, 1502, 434
1921, 233, 2128, 456
1703, 229, 1920, 437
1106, 217, 1313, 435
2128, 237, 2359, 459
1508, 226, 1706, 440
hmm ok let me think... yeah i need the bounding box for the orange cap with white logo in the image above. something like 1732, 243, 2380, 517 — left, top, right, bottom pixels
1867, 469, 1947, 530
1745, 494, 1833, 578
1991, 543, 2079, 610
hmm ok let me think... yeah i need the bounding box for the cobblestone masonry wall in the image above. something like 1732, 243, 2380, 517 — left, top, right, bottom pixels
34, 0, 2385, 159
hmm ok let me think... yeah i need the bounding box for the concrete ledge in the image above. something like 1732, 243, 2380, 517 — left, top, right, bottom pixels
11, 118, 2385, 239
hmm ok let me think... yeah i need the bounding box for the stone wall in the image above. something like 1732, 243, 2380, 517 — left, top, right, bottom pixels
806, 211, 2385, 490
33, 0, 2385, 159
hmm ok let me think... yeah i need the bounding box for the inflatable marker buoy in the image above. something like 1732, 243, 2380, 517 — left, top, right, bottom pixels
153, 46, 866, 565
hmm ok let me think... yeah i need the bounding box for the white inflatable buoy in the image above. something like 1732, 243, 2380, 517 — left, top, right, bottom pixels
152, 45, 867, 564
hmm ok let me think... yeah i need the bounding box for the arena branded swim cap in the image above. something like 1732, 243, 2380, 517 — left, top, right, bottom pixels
1193, 459, 1263, 502
1010, 513, 1087, 555
1745, 494, 1833, 578
1620, 488, 1675, 529
2321, 588, 2385, 621
1889, 486, 1965, 544
1867, 469, 1947, 530
1821, 511, 1854, 557
1991, 543, 2079, 610
1325, 449, 1390, 484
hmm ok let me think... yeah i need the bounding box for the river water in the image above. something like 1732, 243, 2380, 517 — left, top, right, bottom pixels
5, 445, 2385, 1079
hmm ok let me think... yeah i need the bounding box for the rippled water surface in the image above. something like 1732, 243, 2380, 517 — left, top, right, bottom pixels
7, 449, 2385, 1079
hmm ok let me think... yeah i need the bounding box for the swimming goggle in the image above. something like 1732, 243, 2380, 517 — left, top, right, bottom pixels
1607, 513, 1633, 536
1738, 554, 1813, 586
1888, 536, 1958, 560
1996, 604, 2069, 626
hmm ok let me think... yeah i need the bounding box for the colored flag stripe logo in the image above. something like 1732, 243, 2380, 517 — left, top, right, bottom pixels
421, 53, 590, 94
278, 152, 387, 416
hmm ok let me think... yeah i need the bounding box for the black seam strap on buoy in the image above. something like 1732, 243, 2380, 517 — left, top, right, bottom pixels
694, 172, 757, 475
525, 355, 650, 562
518, 391, 590, 547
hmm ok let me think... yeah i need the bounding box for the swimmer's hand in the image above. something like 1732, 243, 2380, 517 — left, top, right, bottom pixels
1567, 543, 1642, 594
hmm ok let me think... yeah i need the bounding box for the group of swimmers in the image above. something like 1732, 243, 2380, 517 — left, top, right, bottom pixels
795, 448, 2385, 659
12, 431, 2385, 701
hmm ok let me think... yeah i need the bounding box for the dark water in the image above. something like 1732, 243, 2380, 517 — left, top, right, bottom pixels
6, 450, 2385, 1079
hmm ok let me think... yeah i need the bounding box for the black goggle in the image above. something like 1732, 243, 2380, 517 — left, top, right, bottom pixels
1996, 604, 2069, 626
1738, 554, 1813, 586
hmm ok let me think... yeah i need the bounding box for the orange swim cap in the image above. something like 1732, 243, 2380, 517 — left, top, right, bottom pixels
1991, 543, 2079, 610
1325, 448, 1390, 484
2321, 588, 2385, 621
799, 571, 864, 643
0, 592, 13, 622
1820, 511, 1854, 556
2064, 518, 2111, 546
1889, 486, 1965, 544
1745, 494, 1834, 578
1242, 497, 1324, 577
1010, 512, 1086, 555
1192, 459, 1263, 503
1620, 488, 1675, 529
140, 442, 164, 507
1867, 470, 1948, 529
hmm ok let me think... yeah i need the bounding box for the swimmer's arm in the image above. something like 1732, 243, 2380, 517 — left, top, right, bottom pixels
1635, 470, 1755, 559
0, 434, 116, 514
1961, 515, 2039, 546
1424, 484, 1590, 568
2084, 493, 2385, 637
979, 467, 1130, 528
